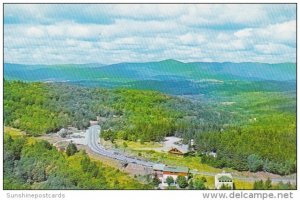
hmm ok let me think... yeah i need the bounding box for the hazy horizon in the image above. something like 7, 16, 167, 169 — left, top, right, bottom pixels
3, 58, 297, 66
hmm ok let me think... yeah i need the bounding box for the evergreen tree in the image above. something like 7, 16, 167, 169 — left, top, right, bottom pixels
264, 178, 272, 189
253, 180, 265, 189
194, 178, 206, 190
66, 142, 78, 156
166, 176, 174, 186
176, 176, 188, 189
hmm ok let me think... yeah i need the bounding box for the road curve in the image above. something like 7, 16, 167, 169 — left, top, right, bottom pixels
86, 125, 155, 167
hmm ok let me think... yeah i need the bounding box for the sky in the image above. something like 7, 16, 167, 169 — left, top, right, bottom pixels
4, 4, 296, 64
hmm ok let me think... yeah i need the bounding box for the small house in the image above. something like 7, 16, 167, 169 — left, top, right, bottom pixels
152, 164, 190, 188
168, 146, 189, 155
162, 166, 189, 187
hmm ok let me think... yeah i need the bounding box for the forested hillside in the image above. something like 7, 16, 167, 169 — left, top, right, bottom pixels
4, 128, 149, 189
4, 80, 226, 140
4, 80, 296, 175
195, 91, 296, 175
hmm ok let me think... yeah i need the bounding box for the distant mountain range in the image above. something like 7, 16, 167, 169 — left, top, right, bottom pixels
4, 60, 296, 95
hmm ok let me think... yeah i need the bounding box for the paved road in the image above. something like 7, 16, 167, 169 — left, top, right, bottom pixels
86, 125, 296, 184
86, 125, 155, 167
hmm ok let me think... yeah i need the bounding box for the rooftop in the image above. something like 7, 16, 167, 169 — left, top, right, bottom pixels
168, 146, 189, 154
153, 164, 165, 171
163, 165, 189, 173
163, 136, 189, 153
215, 172, 233, 182
218, 175, 232, 182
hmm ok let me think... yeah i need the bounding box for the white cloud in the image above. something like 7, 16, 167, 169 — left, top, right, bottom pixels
46, 22, 101, 39
4, 4, 296, 64
99, 19, 183, 39
216, 33, 233, 41
254, 43, 294, 55
179, 33, 205, 45
264, 20, 296, 43
234, 28, 253, 38
109, 4, 185, 19
26, 27, 44, 37
234, 20, 296, 44
179, 4, 268, 27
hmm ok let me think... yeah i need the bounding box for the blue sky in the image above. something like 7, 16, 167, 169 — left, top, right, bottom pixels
4, 4, 296, 64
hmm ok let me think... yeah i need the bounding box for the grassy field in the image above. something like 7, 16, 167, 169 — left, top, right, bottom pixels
104, 139, 226, 172
234, 180, 254, 190
119, 139, 163, 149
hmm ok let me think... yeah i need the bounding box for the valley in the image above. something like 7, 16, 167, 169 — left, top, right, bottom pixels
3, 60, 296, 190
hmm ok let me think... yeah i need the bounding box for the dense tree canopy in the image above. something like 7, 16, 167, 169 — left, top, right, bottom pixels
196, 92, 296, 175
4, 129, 149, 189
253, 179, 295, 190
4, 80, 226, 140
4, 80, 296, 176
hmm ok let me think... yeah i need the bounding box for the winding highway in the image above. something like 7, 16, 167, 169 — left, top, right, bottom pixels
86, 125, 155, 167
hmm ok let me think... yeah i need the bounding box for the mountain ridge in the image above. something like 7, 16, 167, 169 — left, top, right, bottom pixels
5, 59, 295, 66
4, 60, 296, 95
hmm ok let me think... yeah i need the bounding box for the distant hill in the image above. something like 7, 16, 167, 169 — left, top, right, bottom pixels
4, 60, 296, 95
191, 62, 296, 81
4, 63, 105, 82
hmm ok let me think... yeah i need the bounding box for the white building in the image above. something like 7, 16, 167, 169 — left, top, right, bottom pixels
215, 172, 233, 189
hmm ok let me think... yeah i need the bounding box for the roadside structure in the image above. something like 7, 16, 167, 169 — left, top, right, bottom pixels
153, 164, 189, 187
162, 165, 189, 187
215, 172, 233, 189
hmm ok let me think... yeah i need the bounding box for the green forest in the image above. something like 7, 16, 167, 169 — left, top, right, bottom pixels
4, 80, 296, 177
4, 128, 149, 189
4, 80, 227, 140
197, 91, 296, 175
